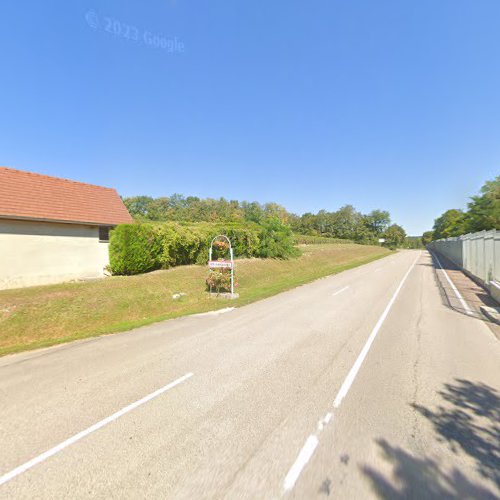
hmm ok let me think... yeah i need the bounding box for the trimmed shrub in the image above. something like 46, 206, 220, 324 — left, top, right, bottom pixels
109, 224, 163, 275
109, 219, 298, 276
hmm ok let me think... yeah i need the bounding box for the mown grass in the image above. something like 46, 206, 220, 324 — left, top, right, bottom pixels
0, 244, 390, 356
293, 234, 355, 245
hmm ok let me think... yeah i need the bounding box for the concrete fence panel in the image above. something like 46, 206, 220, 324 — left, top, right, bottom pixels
428, 229, 500, 304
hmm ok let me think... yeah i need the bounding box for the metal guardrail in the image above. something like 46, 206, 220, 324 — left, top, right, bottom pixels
428, 229, 500, 303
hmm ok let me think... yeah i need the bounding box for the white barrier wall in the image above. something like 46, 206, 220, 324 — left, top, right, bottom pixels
428, 229, 500, 304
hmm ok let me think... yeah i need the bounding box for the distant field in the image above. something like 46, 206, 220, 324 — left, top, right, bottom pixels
293, 234, 355, 245
0, 243, 390, 356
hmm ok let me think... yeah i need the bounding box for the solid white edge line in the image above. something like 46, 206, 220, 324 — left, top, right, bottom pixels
333, 252, 421, 408
0, 372, 194, 487
283, 435, 319, 492
332, 286, 350, 297
429, 251, 473, 316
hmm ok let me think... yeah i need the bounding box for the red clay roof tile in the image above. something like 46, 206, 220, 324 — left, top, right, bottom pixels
0, 167, 133, 225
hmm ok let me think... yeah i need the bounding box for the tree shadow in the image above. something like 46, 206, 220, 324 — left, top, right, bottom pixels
360, 379, 500, 499
361, 439, 498, 499
413, 379, 500, 488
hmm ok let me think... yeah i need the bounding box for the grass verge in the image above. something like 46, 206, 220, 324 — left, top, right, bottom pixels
0, 244, 390, 356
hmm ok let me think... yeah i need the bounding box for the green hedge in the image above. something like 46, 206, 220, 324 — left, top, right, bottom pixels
109, 220, 299, 275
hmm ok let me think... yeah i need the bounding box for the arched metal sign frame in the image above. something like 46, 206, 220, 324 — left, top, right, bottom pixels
208, 234, 235, 296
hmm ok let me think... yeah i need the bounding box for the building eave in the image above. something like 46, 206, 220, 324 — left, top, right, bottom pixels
0, 214, 120, 227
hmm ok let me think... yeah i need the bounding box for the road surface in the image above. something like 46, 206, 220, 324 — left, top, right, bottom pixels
0, 250, 499, 499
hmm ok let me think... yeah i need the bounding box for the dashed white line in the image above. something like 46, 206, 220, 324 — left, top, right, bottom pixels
0, 372, 194, 487
332, 286, 349, 297
284, 410, 335, 493
317, 412, 333, 432
283, 435, 319, 492
429, 251, 473, 316
283, 252, 421, 494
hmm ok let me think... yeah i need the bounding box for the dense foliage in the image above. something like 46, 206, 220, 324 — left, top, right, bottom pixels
429, 176, 499, 241
290, 206, 391, 243
402, 236, 425, 249
383, 224, 407, 249
122, 194, 412, 250
123, 195, 403, 245
421, 231, 435, 246
109, 220, 298, 275
123, 195, 289, 224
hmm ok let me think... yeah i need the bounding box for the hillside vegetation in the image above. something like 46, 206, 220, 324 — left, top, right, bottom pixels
123, 195, 407, 247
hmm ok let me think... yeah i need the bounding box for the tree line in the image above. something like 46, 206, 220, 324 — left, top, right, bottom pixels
423, 176, 499, 244
123, 195, 408, 248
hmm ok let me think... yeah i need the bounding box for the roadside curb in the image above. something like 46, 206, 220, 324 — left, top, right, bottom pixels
480, 305, 500, 325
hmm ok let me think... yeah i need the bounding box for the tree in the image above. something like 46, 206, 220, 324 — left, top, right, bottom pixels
328, 205, 363, 240
364, 210, 391, 237
241, 201, 265, 223
465, 176, 500, 232
421, 231, 434, 246
263, 202, 289, 224
122, 196, 154, 220
433, 209, 467, 239
383, 224, 406, 248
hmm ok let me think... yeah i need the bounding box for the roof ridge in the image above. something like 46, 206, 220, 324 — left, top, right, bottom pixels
0, 166, 116, 192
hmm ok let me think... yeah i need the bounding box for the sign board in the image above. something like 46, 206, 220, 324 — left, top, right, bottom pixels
378, 238, 386, 243
208, 235, 235, 297
208, 260, 233, 269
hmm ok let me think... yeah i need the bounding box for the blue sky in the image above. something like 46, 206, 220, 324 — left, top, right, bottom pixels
1, 1, 499, 235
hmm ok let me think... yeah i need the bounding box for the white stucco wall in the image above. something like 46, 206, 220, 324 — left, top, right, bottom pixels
0, 219, 110, 290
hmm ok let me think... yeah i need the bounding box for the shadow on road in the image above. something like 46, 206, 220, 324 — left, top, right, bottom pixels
413, 379, 500, 488
360, 379, 500, 499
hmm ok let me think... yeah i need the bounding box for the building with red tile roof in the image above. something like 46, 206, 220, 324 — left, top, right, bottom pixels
0, 167, 133, 290
0, 167, 133, 225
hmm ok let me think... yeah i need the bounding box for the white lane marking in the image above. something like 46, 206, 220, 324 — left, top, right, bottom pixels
332, 286, 349, 297
283, 435, 319, 492
429, 251, 473, 316
285, 412, 335, 493
192, 307, 235, 317
333, 252, 420, 408
0, 372, 194, 487
282, 252, 421, 494
317, 412, 333, 432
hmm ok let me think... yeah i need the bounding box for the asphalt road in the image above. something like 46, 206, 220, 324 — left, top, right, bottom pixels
1, 250, 499, 499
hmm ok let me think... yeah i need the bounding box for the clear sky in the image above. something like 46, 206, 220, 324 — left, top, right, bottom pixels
1, 1, 499, 235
